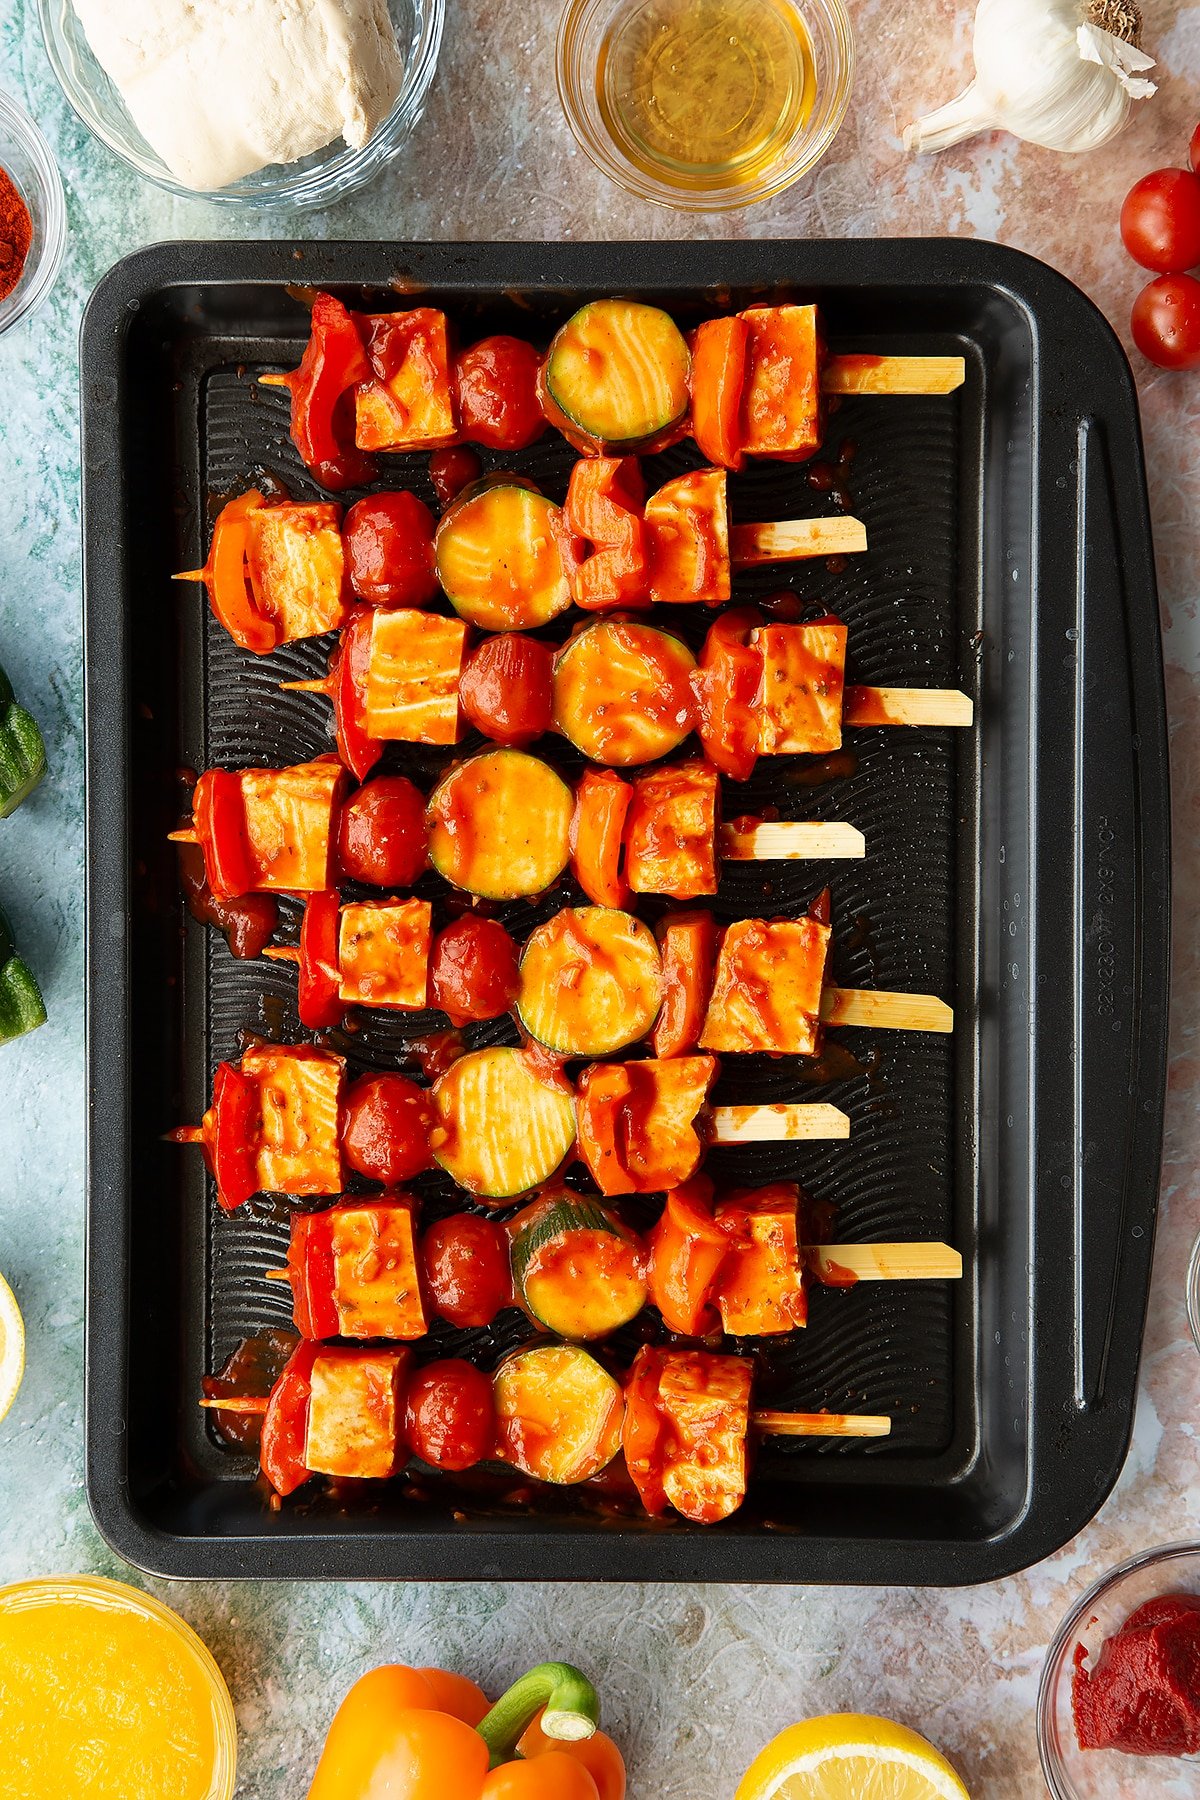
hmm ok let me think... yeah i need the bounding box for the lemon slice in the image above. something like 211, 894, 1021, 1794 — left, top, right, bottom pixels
0, 1273, 25, 1423
735, 1714, 971, 1800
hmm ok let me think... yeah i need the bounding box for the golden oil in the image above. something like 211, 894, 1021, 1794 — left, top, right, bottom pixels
597, 0, 817, 189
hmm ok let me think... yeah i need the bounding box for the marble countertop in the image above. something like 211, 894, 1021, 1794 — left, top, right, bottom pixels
0, 1, 1197, 1794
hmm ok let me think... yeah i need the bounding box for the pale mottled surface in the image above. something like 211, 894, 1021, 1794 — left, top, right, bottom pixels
0, 1, 1197, 1794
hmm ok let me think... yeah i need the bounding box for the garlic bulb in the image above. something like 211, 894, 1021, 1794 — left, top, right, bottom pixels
905, 0, 1156, 156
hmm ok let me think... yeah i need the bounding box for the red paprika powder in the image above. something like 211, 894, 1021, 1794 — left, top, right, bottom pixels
0, 167, 31, 304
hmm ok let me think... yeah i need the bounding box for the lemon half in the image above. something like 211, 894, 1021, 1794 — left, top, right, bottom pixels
0, 1272, 25, 1423
735, 1713, 971, 1800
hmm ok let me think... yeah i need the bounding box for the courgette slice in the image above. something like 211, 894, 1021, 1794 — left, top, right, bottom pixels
431, 1046, 576, 1199
427, 749, 573, 900
517, 906, 662, 1057
435, 477, 574, 631
553, 622, 696, 767
493, 1343, 624, 1483
541, 301, 691, 454
510, 1190, 647, 1339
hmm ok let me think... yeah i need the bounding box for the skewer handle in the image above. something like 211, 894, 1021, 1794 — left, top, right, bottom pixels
821, 987, 954, 1033
173, 568, 208, 585
199, 1395, 271, 1414
809, 1242, 962, 1281
280, 677, 335, 695
168, 827, 200, 845
730, 516, 867, 565
258, 372, 291, 389
711, 1103, 850, 1143
719, 820, 865, 862
844, 686, 974, 728
264, 1268, 293, 1282
822, 354, 966, 396
752, 1410, 892, 1438
165, 1125, 205, 1145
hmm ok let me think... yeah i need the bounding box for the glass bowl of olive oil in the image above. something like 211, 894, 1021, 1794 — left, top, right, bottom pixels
557, 0, 853, 210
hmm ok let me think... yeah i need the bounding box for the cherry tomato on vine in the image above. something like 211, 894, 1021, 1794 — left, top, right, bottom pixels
1120, 168, 1200, 274
341, 1072, 432, 1183
1131, 273, 1200, 370
337, 776, 429, 887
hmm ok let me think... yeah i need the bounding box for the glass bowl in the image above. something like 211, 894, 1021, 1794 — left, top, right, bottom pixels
1187, 1231, 1200, 1357
1037, 1541, 1200, 1799
0, 1575, 237, 1798
38, 0, 443, 208
556, 0, 854, 211
0, 90, 65, 334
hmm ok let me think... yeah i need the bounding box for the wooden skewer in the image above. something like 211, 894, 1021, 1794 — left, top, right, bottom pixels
168, 827, 200, 845
166, 1125, 205, 1145
264, 1268, 293, 1282
823, 354, 966, 396
808, 1242, 962, 1281
844, 686, 974, 729
752, 1410, 892, 1437
711, 1103, 850, 1143
258, 372, 291, 389
730, 516, 867, 565
719, 821, 865, 861
263, 946, 303, 964
199, 1394, 270, 1413
821, 988, 954, 1033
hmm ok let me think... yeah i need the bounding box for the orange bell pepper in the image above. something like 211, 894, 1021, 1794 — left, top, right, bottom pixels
565, 457, 648, 610
646, 1174, 727, 1336
651, 910, 719, 1058
307, 1661, 618, 1800
570, 769, 632, 908
691, 606, 764, 781
689, 317, 750, 471
176, 490, 278, 656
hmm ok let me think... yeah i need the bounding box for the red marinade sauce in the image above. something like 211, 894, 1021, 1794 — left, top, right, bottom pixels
1072, 1593, 1200, 1756
178, 843, 279, 959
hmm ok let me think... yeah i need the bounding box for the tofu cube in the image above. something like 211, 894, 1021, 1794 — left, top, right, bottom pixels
365, 609, 467, 745
330, 1201, 428, 1339
755, 621, 848, 756
714, 1184, 808, 1334
355, 309, 456, 452
238, 760, 343, 892
700, 916, 831, 1057
242, 1046, 345, 1196
658, 1352, 753, 1524
626, 761, 720, 900
337, 899, 431, 1009
738, 305, 824, 460
643, 468, 730, 606
246, 503, 348, 644
305, 1347, 409, 1480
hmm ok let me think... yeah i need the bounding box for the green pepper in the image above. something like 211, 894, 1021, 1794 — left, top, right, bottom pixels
0, 664, 46, 819
0, 906, 46, 1044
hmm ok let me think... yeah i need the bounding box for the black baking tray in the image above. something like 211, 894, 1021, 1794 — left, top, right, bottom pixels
82, 240, 1169, 1583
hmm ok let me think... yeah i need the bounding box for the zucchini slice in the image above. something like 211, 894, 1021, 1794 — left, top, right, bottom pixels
493, 1343, 624, 1483
435, 477, 574, 631
541, 300, 691, 454
517, 906, 662, 1056
510, 1190, 647, 1339
428, 749, 573, 899
553, 622, 697, 767
431, 1046, 576, 1200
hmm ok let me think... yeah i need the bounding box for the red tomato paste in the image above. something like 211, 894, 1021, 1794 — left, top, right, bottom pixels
1072, 1592, 1200, 1755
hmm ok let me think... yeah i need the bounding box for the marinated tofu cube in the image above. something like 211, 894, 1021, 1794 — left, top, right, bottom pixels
242, 1045, 345, 1196
245, 503, 348, 643
754, 621, 848, 755
643, 468, 730, 606
700, 916, 831, 1056
626, 761, 720, 900
657, 1351, 752, 1524
576, 1053, 717, 1195
337, 898, 431, 1009
355, 309, 456, 452
238, 760, 343, 892
305, 1346, 409, 1480
365, 609, 467, 745
330, 1200, 428, 1339
714, 1183, 808, 1334
738, 305, 824, 460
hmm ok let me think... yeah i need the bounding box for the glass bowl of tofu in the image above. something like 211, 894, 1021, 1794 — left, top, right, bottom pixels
38, 0, 444, 207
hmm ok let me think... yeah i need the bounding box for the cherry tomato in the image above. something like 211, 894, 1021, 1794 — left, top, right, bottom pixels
459, 634, 554, 746
1131, 273, 1200, 369
344, 491, 439, 608
341, 1072, 432, 1183
429, 446, 483, 510
1120, 168, 1200, 274
421, 1213, 512, 1327
403, 1358, 495, 1470
429, 915, 520, 1023
1191, 122, 1200, 175
454, 336, 546, 451
338, 776, 429, 886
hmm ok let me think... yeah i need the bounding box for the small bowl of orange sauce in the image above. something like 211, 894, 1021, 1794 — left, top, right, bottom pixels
0, 1575, 237, 1800
556, 0, 854, 210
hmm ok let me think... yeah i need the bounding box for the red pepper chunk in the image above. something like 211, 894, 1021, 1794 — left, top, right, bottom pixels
298, 889, 342, 1029
287, 1209, 340, 1340
565, 458, 648, 610
282, 293, 376, 490
652, 910, 718, 1058
288, 1197, 428, 1341
260, 1341, 319, 1497
692, 607, 764, 781
205, 1062, 261, 1212
569, 769, 632, 908
689, 317, 750, 471
646, 1175, 726, 1337
192, 768, 257, 899
575, 1055, 716, 1196
330, 607, 384, 781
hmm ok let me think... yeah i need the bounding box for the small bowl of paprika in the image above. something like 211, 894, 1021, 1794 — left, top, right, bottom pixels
1038, 1540, 1200, 1797
0, 90, 65, 335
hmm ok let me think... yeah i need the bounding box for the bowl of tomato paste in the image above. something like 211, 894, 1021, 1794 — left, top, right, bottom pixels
1039, 1542, 1200, 1798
